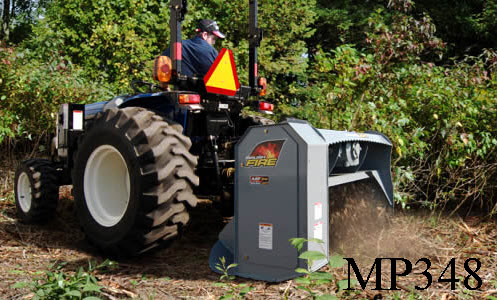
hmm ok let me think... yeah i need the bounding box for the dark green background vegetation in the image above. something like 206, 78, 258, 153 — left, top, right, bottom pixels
1, 0, 496, 213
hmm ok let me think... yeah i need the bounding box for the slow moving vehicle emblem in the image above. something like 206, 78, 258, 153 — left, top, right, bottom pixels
204, 48, 240, 96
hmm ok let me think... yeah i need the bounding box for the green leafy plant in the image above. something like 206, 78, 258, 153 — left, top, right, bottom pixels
289, 238, 354, 300
213, 282, 254, 300
213, 257, 254, 300
12, 259, 118, 299
215, 256, 237, 282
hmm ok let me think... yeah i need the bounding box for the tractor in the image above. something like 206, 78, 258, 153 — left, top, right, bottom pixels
14, 0, 394, 281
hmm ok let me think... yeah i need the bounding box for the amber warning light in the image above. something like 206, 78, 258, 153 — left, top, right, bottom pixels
258, 77, 267, 96
153, 56, 172, 83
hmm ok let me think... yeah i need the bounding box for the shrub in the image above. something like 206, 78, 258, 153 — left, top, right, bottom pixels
0, 46, 113, 146
278, 3, 497, 213
12, 260, 117, 299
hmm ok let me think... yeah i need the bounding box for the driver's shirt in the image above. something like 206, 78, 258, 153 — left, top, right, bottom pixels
162, 36, 219, 77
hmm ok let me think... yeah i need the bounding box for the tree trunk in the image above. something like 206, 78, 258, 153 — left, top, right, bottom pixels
1, 0, 11, 40
11, 0, 15, 20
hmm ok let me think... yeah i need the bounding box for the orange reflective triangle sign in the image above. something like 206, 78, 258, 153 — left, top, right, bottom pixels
204, 48, 240, 96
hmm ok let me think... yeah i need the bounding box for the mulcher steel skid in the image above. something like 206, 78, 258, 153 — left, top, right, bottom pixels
14, 0, 394, 281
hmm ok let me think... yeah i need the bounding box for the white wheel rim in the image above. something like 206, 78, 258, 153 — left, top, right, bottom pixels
84, 145, 130, 227
17, 172, 32, 213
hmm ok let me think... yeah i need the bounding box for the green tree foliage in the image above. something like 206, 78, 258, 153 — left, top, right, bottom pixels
0, 46, 112, 143
0, 0, 49, 43
1, 0, 497, 213
29, 0, 170, 91
414, 0, 497, 58
308, 0, 497, 61
279, 0, 497, 212
308, 0, 387, 54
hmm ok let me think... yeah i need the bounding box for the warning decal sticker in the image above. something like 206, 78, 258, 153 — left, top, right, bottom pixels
245, 140, 285, 168
259, 223, 273, 250
314, 202, 322, 220
313, 222, 323, 240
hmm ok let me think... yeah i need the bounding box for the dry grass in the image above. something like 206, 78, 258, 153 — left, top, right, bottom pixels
0, 166, 496, 299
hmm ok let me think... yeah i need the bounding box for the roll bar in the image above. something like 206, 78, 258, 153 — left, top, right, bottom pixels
168, 0, 261, 95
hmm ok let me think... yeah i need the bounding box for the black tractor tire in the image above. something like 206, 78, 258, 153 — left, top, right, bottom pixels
14, 159, 59, 223
72, 107, 198, 256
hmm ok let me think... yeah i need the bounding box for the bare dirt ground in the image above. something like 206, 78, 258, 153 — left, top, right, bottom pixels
1, 163, 496, 299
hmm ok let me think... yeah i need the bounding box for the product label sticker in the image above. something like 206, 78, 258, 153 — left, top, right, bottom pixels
250, 176, 269, 185
313, 222, 323, 240
259, 223, 273, 250
314, 202, 322, 220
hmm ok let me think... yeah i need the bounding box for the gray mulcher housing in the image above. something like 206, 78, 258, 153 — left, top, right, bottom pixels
209, 119, 393, 282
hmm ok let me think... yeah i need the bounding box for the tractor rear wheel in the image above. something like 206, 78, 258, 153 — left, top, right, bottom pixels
14, 159, 59, 223
72, 107, 198, 256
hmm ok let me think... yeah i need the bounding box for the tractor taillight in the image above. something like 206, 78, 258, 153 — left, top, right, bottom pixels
258, 77, 267, 96
179, 94, 201, 104
259, 101, 274, 112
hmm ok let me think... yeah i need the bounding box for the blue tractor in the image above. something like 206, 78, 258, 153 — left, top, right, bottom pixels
14, 0, 273, 256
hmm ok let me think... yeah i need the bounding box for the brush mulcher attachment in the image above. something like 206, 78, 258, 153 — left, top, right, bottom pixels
209, 119, 393, 282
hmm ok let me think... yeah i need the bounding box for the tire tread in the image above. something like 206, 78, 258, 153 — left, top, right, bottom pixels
73, 107, 198, 256
15, 159, 58, 223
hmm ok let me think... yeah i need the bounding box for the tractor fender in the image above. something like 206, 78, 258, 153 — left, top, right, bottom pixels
104, 92, 176, 114
83, 93, 176, 121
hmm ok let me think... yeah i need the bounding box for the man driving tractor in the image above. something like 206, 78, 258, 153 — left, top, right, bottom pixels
162, 19, 225, 77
